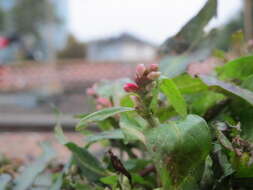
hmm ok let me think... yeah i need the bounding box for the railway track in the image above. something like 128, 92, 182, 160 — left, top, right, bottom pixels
0, 113, 78, 132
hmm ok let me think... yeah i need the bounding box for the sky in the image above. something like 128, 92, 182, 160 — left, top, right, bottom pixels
68, 0, 242, 45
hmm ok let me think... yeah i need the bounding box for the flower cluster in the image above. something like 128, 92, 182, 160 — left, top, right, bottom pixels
86, 84, 112, 110
123, 63, 160, 93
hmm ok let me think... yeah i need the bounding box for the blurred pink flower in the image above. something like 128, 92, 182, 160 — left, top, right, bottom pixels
149, 64, 159, 72
136, 64, 146, 77
147, 71, 161, 80
86, 87, 96, 96
96, 97, 112, 107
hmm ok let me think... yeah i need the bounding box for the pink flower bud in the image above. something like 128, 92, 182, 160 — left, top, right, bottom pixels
149, 64, 159, 72
86, 87, 96, 96
96, 104, 103, 110
96, 97, 111, 107
147, 71, 161, 80
136, 64, 146, 77
123, 83, 139, 92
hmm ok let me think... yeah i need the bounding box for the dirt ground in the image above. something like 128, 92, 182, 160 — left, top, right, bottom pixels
0, 132, 102, 162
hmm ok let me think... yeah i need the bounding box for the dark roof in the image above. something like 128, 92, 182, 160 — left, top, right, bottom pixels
88, 33, 157, 48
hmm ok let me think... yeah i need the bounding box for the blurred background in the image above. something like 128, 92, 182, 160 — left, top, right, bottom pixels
0, 0, 248, 160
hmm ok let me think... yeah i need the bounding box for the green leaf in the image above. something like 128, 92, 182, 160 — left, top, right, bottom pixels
173, 74, 208, 94
100, 175, 118, 185
176, 0, 217, 45
242, 75, 253, 91
76, 107, 134, 130
159, 55, 189, 78
85, 129, 124, 144
159, 49, 211, 78
0, 174, 11, 190
199, 75, 253, 105
120, 95, 135, 108
14, 142, 56, 190
187, 91, 226, 116
120, 112, 147, 144
160, 78, 187, 117
229, 76, 253, 140
54, 125, 69, 145
161, 0, 217, 53
217, 56, 253, 81
145, 115, 211, 189
131, 173, 154, 187
149, 87, 159, 113
65, 142, 108, 181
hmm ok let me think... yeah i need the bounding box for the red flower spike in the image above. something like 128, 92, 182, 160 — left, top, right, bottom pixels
147, 71, 161, 80
124, 83, 139, 92
149, 64, 159, 72
136, 64, 146, 77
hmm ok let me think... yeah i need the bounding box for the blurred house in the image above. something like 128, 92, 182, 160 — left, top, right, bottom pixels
87, 33, 157, 62
0, 0, 68, 64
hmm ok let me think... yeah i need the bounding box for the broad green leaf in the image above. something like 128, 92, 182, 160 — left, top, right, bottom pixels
175, 0, 217, 45
120, 95, 135, 107
242, 75, 253, 91
0, 174, 11, 190
14, 142, 56, 190
160, 78, 187, 117
173, 74, 208, 94
159, 48, 211, 78
187, 91, 226, 116
131, 173, 154, 187
76, 107, 134, 130
232, 153, 253, 178
65, 142, 108, 181
54, 125, 69, 145
120, 112, 147, 144
229, 76, 253, 140
85, 129, 124, 144
161, 0, 217, 53
159, 55, 189, 78
123, 159, 151, 172
155, 107, 177, 122
199, 75, 253, 105
149, 87, 159, 113
145, 115, 211, 189
100, 175, 118, 185
217, 56, 253, 81
55, 126, 108, 182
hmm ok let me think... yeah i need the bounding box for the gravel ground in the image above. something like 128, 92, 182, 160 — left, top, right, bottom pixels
0, 132, 102, 162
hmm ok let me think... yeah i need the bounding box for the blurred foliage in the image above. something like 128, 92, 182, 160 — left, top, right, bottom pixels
57, 35, 86, 59
0, 7, 5, 31
160, 0, 217, 55
11, 0, 60, 38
